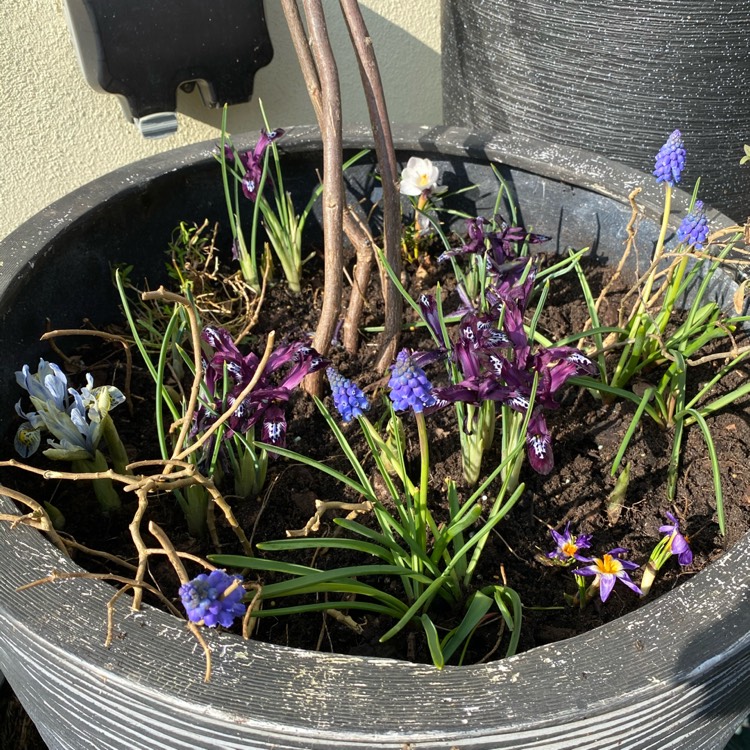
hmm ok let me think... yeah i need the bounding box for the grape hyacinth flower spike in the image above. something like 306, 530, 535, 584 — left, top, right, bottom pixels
388, 349, 439, 549
327, 367, 369, 423
179, 570, 246, 628
388, 349, 437, 414
653, 129, 686, 187
677, 200, 710, 251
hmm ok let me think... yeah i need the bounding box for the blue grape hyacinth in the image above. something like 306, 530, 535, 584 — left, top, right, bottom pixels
179, 570, 246, 628
388, 349, 437, 413
326, 367, 369, 422
653, 129, 686, 186
676, 200, 710, 250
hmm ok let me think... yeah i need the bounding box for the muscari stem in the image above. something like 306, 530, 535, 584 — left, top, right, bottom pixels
415, 411, 430, 554
658, 252, 689, 335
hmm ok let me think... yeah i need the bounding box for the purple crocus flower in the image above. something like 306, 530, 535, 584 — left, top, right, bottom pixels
179, 570, 246, 628
676, 200, 710, 251
388, 349, 437, 413
653, 129, 686, 187
327, 367, 369, 423
547, 522, 593, 563
197, 326, 327, 447
659, 512, 693, 566
572, 548, 642, 602
240, 128, 285, 201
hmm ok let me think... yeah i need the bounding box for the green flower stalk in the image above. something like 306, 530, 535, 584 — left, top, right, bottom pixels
611, 129, 686, 389
388, 349, 438, 554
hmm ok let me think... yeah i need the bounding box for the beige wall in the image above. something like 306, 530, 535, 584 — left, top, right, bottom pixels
0, 1, 442, 240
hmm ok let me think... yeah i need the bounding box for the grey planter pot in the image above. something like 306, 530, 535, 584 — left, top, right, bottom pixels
441, 0, 750, 222
0, 126, 748, 749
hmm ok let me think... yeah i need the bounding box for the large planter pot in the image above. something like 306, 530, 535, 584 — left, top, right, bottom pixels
441, 0, 750, 222
0, 125, 749, 749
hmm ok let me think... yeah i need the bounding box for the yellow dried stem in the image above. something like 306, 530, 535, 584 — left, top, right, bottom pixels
0, 485, 69, 555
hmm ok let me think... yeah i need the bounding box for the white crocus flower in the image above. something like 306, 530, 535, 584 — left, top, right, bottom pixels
399, 157, 441, 197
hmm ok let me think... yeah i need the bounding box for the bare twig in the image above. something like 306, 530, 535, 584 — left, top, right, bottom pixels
593, 187, 641, 336
187, 621, 213, 682
17, 569, 181, 617
286, 498, 373, 537
41, 328, 134, 413
173, 331, 276, 461
0, 486, 69, 555
282, 0, 402, 369
300, 0, 344, 395
342, 207, 377, 352
339, 0, 402, 370
148, 521, 191, 584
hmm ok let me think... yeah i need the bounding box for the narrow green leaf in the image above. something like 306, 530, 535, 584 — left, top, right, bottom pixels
680, 407, 725, 535
420, 614, 445, 669
258, 536, 394, 563
440, 590, 493, 663
492, 586, 523, 657
611, 388, 654, 475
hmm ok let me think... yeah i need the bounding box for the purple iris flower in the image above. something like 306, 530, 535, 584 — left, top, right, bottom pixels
526, 409, 553, 475
487, 257, 539, 313
547, 522, 592, 563
438, 216, 550, 268
572, 548, 642, 602
179, 570, 246, 628
197, 326, 327, 447
659, 512, 693, 566
437, 217, 491, 264
240, 128, 285, 201
432, 302, 594, 475
418, 293, 450, 350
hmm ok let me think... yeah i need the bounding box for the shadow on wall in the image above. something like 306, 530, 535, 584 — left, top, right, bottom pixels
177, 3, 443, 131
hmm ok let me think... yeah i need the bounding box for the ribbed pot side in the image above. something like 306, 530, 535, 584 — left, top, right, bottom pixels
442, 0, 750, 222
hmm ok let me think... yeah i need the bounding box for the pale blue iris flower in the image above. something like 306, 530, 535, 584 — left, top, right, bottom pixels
14, 359, 125, 461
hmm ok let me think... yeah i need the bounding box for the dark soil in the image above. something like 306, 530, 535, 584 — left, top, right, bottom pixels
4, 247, 750, 668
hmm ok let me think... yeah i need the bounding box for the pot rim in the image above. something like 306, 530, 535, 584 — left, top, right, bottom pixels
0, 125, 747, 747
